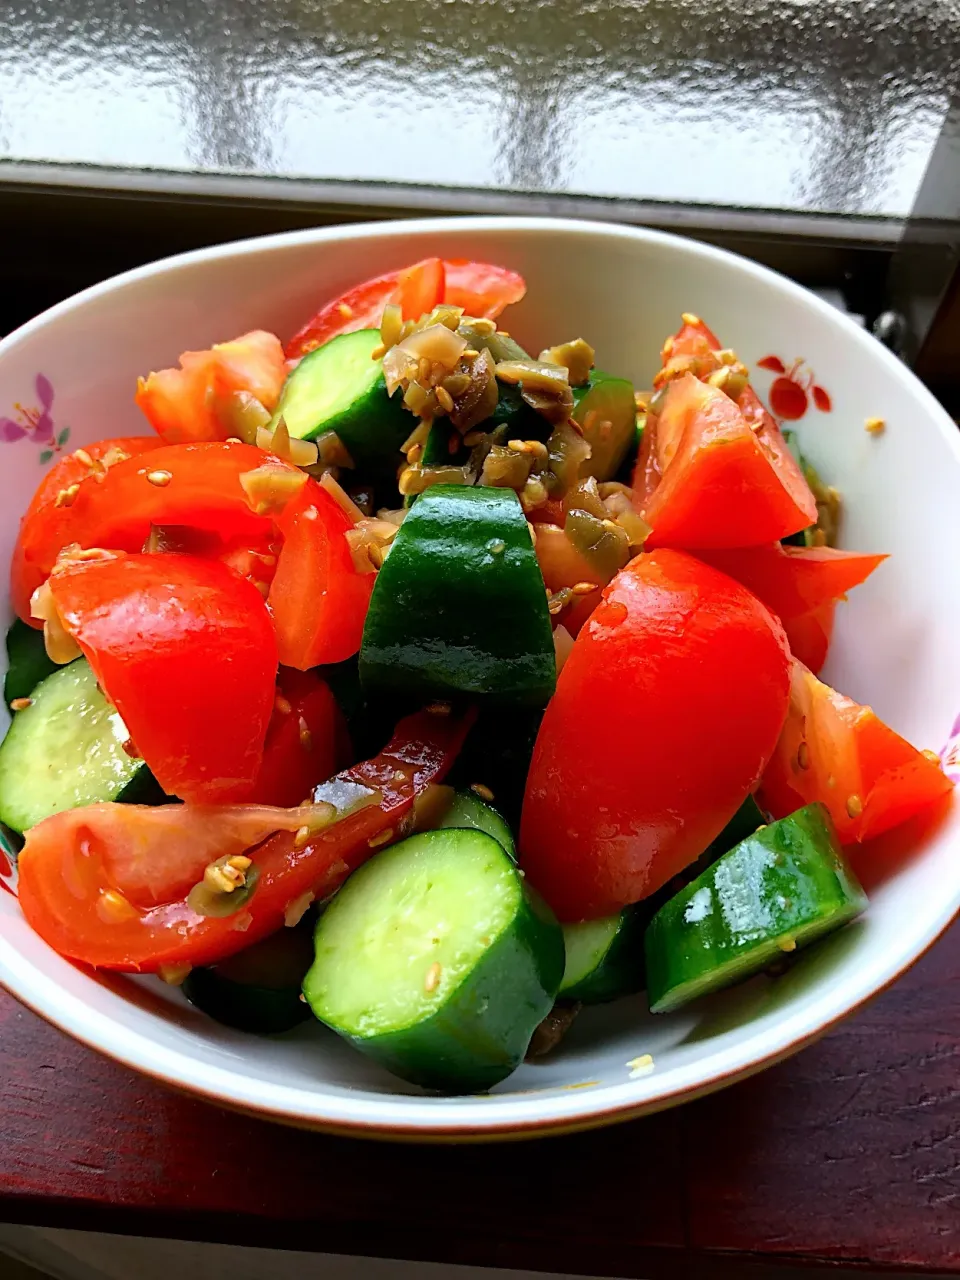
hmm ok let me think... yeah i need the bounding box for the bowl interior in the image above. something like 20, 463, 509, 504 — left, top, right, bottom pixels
0, 218, 957, 1137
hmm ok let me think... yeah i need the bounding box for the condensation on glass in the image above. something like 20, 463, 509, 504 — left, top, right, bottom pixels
1, 0, 957, 218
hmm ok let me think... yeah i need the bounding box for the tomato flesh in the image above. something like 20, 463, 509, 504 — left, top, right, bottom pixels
284, 258, 526, 359
635, 373, 817, 549
234, 669, 349, 807
135, 330, 287, 444
11, 437, 163, 626
696, 543, 886, 622
267, 478, 374, 668
16, 708, 473, 971
782, 602, 835, 674
520, 548, 791, 920
759, 661, 954, 843
49, 552, 278, 804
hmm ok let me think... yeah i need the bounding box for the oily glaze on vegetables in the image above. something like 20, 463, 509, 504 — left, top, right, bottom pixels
1, 259, 953, 1093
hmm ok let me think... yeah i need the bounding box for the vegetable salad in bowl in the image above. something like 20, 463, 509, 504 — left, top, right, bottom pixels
1, 252, 952, 1098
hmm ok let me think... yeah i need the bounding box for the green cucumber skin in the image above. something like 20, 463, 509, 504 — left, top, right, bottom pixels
182, 969, 311, 1035
343, 881, 562, 1092
482, 382, 548, 441
446, 707, 543, 831
359, 485, 556, 707
560, 903, 651, 1004
645, 804, 868, 1014
572, 371, 637, 481
4, 619, 58, 704
303, 830, 564, 1093
438, 789, 516, 860
272, 329, 411, 469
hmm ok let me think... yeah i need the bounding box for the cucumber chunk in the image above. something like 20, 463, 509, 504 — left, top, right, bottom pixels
573, 371, 637, 481
0, 658, 158, 832
183, 922, 315, 1035
360, 485, 556, 707
303, 828, 564, 1092
270, 329, 411, 469
559, 905, 649, 1004
436, 787, 516, 860
645, 804, 867, 1014
4, 619, 58, 705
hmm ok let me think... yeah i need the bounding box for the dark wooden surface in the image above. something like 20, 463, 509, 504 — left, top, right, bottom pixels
0, 925, 955, 1278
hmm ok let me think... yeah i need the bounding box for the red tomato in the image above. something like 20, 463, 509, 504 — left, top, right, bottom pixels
16, 708, 473, 971
442, 259, 526, 319
664, 315, 721, 360
11, 437, 163, 626
759, 661, 953, 844
267, 478, 374, 668
135, 331, 287, 444
782, 602, 835, 674
696, 544, 886, 622
520, 549, 791, 920
49, 552, 278, 804
284, 258, 526, 359
70, 441, 288, 553
236, 669, 349, 807
634, 373, 817, 549
284, 259, 446, 359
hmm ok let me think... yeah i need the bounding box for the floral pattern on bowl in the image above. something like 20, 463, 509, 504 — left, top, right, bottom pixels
1, 374, 69, 464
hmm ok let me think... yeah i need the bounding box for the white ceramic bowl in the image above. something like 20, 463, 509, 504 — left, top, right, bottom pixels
0, 217, 958, 1140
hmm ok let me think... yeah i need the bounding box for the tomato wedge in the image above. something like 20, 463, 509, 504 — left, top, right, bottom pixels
634, 373, 817, 549
69, 441, 289, 553
16, 708, 473, 971
759, 661, 954, 843
520, 549, 791, 920
696, 543, 886, 622
284, 258, 526, 359
782, 602, 835, 675
136, 330, 287, 445
664, 314, 721, 360
11, 437, 163, 626
236, 669, 349, 808
442, 259, 526, 319
48, 552, 278, 804
267, 477, 374, 668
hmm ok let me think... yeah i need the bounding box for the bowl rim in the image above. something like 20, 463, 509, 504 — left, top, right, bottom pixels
1, 214, 958, 1140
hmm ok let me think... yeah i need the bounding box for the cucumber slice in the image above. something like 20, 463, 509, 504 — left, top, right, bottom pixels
183, 922, 315, 1035
559, 905, 649, 1004
573, 371, 637, 481
4, 619, 58, 705
645, 804, 867, 1014
360, 485, 556, 707
0, 658, 159, 832
436, 788, 516, 860
303, 828, 564, 1092
270, 329, 411, 469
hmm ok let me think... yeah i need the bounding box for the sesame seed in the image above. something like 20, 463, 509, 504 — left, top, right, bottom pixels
73, 448, 94, 468
293, 825, 311, 849
426, 701, 452, 715
778, 937, 797, 953
9, 697, 31, 712
488, 538, 506, 555
370, 343, 387, 360
864, 416, 885, 435
146, 469, 172, 488
462, 348, 480, 360
299, 715, 312, 750
54, 483, 81, 509
846, 793, 863, 819
337, 303, 354, 320
571, 581, 599, 596
662, 336, 674, 356
681, 312, 701, 326
470, 783, 495, 802
436, 385, 455, 413
922, 749, 942, 766
797, 741, 810, 770
424, 961, 442, 993
368, 827, 394, 849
